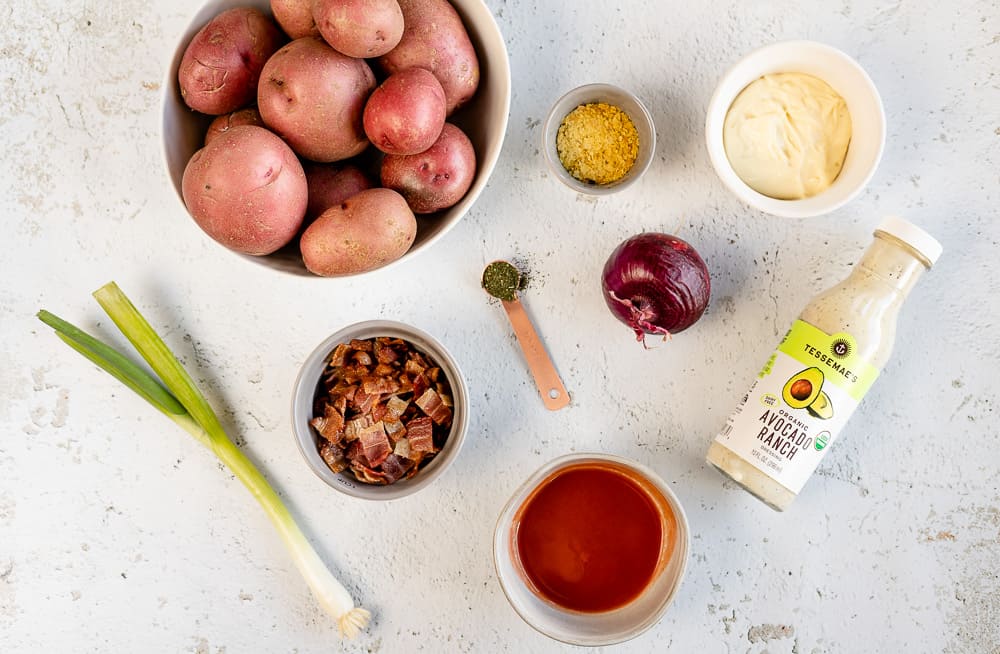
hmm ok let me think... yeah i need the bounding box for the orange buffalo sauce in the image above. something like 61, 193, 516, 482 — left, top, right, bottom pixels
512, 462, 674, 613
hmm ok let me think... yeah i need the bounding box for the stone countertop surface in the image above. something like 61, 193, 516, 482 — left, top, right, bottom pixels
2, 1, 998, 652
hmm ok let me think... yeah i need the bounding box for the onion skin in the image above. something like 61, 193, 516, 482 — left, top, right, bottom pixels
601, 232, 711, 344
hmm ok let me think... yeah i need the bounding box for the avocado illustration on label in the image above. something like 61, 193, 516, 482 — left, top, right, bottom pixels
781, 367, 824, 409
806, 390, 834, 420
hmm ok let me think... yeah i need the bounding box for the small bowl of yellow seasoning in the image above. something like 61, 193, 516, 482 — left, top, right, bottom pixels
705, 40, 885, 218
543, 83, 655, 195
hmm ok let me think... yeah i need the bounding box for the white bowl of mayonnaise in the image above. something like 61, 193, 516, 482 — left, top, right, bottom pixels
705, 40, 885, 218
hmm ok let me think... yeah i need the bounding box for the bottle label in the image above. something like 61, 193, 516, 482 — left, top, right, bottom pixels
713, 320, 880, 494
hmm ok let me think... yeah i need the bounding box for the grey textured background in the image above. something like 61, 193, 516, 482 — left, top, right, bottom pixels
1, 0, 997, 652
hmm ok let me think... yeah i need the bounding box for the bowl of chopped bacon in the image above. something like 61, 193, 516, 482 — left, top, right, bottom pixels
292, 320, 469, 500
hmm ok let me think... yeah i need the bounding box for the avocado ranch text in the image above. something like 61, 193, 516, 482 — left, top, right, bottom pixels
756, 409, 812, 461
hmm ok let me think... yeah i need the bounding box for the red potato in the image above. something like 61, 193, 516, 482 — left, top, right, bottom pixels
258, 37, 376, 162
313, 0, 404, 58
363, 68, 446, 155
270, 0, 319, 38
204, 108, 265, 146
182, 125, 307, 256
300, 188, 417, 276
304, 163, 375, 219
380, 123, 476, 213
377, 0, 479, 115
178, 8, 285, 115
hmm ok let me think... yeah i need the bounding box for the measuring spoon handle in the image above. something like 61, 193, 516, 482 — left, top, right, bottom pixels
501, 298, 570, 411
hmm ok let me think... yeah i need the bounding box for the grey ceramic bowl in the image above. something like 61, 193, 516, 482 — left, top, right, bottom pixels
161, 0, 511, 276
542, 83, 656, 195
291, 320, 469, 500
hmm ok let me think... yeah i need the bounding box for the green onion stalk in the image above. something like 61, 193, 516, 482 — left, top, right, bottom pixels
37, 282, 370, 639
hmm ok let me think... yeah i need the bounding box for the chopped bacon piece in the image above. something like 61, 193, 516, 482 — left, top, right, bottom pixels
404, 357, 426, 376
386, 395, 409, 419
373, 363, 395, 377
320, 441, 349, 474
332, 393, 349, 416
351, 462, 387, 485
328, 343, 350, 367
392, 436, 411, 458
330, 381, 357, 402
413, 373, 430, 399
396, 377, 414, 395
347, 363, 374, 383
353, 388, 377, 415
326, 383, 357, 416
380, 454, 415, 483
344, 439, 366, 467
310, 410, 344, 442
352, 350, 373, 366
384, 418, 406, 438
415, 388, 453, 426
436, 383, 453, 407
344, 415, 373, 441
426, 367, 440, 382
406, 417, 435, 453
374, 339, 399, 364
359, 421, 391, 468
362, 375, 400, 396
349, 339, 373, 352
405, 453, 428, 478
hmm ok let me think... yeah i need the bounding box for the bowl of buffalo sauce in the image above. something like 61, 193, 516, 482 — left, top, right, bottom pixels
493, 453, 689, 645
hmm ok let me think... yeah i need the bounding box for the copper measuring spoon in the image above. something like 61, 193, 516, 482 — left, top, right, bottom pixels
482, 261, 569, 411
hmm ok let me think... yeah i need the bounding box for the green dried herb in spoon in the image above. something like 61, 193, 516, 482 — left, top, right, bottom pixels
482, 260, 524, 301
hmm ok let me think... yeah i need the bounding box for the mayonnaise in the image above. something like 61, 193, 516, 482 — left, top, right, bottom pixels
723, 73, 852, 200
706, 216, 942, 511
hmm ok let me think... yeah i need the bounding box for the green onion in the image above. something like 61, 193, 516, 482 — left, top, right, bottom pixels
37, 282, 370, 638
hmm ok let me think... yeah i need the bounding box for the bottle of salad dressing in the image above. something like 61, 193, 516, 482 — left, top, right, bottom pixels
707, 216, 942, 511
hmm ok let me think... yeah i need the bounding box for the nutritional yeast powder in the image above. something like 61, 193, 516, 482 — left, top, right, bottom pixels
556, 102, 639, 185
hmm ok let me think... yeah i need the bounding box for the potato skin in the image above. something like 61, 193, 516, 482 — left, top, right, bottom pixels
182, 125, 307, 256
258, 37, 376, 162
363, 67, 446, 155
270, 0, 318, 39
178, 8, 285, 115
204, 108, 265, 146
380, 123, 476, 213
377, 0, 479, 115
314, 0, 404, 58
300, 188, 417, 276
304, 163, 375, 220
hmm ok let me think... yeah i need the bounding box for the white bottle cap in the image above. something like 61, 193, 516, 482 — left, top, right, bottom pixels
875, 215, 943, 267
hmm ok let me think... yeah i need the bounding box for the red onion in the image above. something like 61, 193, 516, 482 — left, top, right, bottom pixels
601, 232, 711, 344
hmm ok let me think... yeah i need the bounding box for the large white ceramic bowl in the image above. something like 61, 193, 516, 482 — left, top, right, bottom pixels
705, 40, 885, 218
493, 453, 689, 646
161, 0, 511, 276
291, 320, 469, 500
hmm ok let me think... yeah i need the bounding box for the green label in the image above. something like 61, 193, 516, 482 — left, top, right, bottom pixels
814, 431, 830, 451
774, 320, 879, 402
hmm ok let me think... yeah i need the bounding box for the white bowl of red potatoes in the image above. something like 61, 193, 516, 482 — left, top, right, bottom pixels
161, 0, 511, 277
